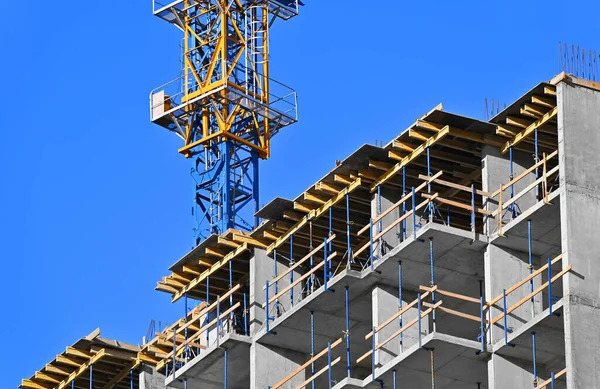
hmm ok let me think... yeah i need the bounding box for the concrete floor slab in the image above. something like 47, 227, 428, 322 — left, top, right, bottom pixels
166, 333, 251, 389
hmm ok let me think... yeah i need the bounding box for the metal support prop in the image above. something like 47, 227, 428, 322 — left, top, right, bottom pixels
503, 289, 509, 346
206, 275, 210, 343
265, 280, 271, 333
347, 193, 353, 266
224, 349, 228, 389
369, 218, 374, 270
427, 147, 433, 222
509, 146, 516, 219
551, 372, 555, 389
376, 186, 382, 257
345, 286, 351, 378
309, 222, 314, 293
184, 292, 189, 360
479, 280, 485, 353
418, 293, 422, 348
290, 235, 294, 307
402, 166, 407, 240
393, 370, 397, 389
273, 249, 279, 316
324, 237, 329, 291
412, 187, 417, 240
430, 348, 435, 389
130, 369, 133, 389
532, 332, 537, 387
329, 207, 333, 253
429, 237, 436, 331
447, 205, 450, 226
399, 261, 403, 350
90, 364, 93, 389
528, 219, 534, 313
216, 295, 221, 342
471, 184, 476, 234
535, 128, 540, 199
327, 342, 332, 389
311, 311, 315, 389
243, 286, 248, 335
72, 378, 74, 389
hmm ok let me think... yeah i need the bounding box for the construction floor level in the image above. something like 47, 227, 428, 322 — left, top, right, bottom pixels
20, 72, 600, 389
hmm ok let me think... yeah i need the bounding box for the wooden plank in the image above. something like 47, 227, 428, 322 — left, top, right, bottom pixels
358, 171, 443, 236
232, 233, 268, 248
270, 338, 343, 389
264, 234, 336, 290
537, 368, 567, 388
531, 95, 556, 109
491, 265, 572, 325
369, 126, 450, 192
490, 150, 558, 198
266, 178, 362, 255
420, 285, 480, 304
501, 106, 558, 154
486, 253, 564, 309
20, 380, 52, 389
422, 193, 493, 216
494, 165, 560, 215
172, 243, 248, 302
419, 174, 490, 197
56, 349, 106, 389
544, 86, 557, 96
294, 357, 341, 389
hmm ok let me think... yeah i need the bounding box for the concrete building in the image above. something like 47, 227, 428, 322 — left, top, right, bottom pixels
20, 73, 600, 389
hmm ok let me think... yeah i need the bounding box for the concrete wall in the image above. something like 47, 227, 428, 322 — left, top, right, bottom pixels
249, 248, 304, 335
487, 354, 536, 389
139, 365, 165, 389
558, 81, 600, 389
481, 144, 538, 235
250, 342, 306, 389
372, 286, 429, 367
484, 244, 543, 344
371, 187, 403, 258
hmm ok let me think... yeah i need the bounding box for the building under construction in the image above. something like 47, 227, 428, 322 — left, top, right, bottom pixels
19, 2, 600, 389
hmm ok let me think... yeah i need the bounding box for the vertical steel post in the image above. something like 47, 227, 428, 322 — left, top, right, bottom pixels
503, 289, 509, 346
224, 349, 228, 389
509, 146, 516, 218
429, 237, 436, 332
376, 186, 382, 256
418, 292, 422, 348
535, 128, 539, 198
551, 372, 555, 389
90, 364, 93, 389
329, 207, 333, 253
206, 275, 210, 343
172, 325, 177, 376
265, 280, 270, 333
184, 292, 189, 360
532, 332, 537, 387
290, 235, 294, 307
412, 187, 417, 240
369, 218, 374, 270
430, 348, 435, 389
471, 184, 476, 234
130, 369, 133, 389
528, 219, 534, 313
243, 287, 248, 335
274, 249, 279, 316
216, 295, 221, 341
402, 166, 406, 240
347, 193, 352, 266
345, 286, 351, 378
327, 342, 332, 389
479, 280, 485, 353
324, 237, 329, 291
72, 378, 74, 389
548, 257, 553, 315
427, 147, 433, 222
311, 311, 315, 389
393, 370, 397, 389
446, 205, 450, 226
399, 261, 403, 350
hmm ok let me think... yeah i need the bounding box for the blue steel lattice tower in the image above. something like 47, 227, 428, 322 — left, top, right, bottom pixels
150, 0, 300, 244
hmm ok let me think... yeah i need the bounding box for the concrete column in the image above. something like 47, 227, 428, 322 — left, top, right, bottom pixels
372, 286, 428, 367
139, 365, 165, 389
371, 187, 403, 258
250, 342, 306, 389
557, 81, 600, 389
484, 244, 543, 344
249, 248, 304, 335
481, 144, 538, 235
487, 354, 535, 389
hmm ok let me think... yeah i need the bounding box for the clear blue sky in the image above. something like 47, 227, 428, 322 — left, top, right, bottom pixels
1, 1, 599, 386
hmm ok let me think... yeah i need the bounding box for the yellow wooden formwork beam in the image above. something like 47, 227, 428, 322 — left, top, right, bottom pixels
265, 178, 362, 255
171, 243, 249, 302
20, 380, 51, 389
99, 360, 141, 389
369, 126, 450, 192
501, 106, 558, 154
56, 349, 107, 389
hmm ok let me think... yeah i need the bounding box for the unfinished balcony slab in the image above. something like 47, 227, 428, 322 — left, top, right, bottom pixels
254, 269, 375, 359
370, 222, 487, 303
363, 332, 487, 389
489, 189, 562, 259
165, 333, 251, 389
492, 299, 565, 369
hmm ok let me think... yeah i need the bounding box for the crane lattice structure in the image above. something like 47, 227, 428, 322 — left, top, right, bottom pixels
150, 0, 300, 244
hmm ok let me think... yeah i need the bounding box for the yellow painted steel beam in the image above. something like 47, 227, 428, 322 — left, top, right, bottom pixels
265, 178, 363, 255
369, 126, 450, 192
501, 106, 558, 154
